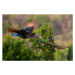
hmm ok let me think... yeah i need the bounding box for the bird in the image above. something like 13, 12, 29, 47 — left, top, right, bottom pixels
8, 22, 42, 39
8, 22, 69, 49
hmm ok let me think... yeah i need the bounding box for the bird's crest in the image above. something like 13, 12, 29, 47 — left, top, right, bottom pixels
26, 22, 36, 28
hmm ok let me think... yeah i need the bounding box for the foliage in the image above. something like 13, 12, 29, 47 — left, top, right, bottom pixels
3, 15, 73, 61
27, 17, 33, 23
67, 44, 73, 60
29, 23, 55, 60
3, 36, 38, 60
3, 23, 56, 61
54, 44, 73, 61
3, 22, 11, 34
55, 49, 68, 61
33, 15, 50, 25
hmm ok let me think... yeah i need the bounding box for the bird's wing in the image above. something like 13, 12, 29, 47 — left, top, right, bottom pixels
34, 33, 42, 38
28, 27, 34, 35
24, 22, 36, 35
31, 33, 42, 38
24, 27, 34, 35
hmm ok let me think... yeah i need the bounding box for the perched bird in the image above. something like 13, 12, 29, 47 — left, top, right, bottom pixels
8, 22, 42, 39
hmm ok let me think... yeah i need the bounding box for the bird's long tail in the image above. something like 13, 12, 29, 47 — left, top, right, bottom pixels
38, 39, 69, 49
27, 35, 69, 49
8, 28, 19, 33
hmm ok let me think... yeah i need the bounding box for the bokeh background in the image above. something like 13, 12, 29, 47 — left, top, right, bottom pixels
2, 15, 73, 61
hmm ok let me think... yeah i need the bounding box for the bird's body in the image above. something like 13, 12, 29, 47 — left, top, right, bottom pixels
8, 22, 69, 49
8, 22, 42, 39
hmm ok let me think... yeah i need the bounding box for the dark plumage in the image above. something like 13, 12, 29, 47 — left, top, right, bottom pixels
8, 22, 69, 49
8, 22, 42, 39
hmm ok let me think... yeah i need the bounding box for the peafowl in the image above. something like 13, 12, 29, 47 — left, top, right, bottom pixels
8, 22, 69, 49
8, 22, 42, 39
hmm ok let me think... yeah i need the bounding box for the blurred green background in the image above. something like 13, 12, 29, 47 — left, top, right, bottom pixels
2, 15, 73, 61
